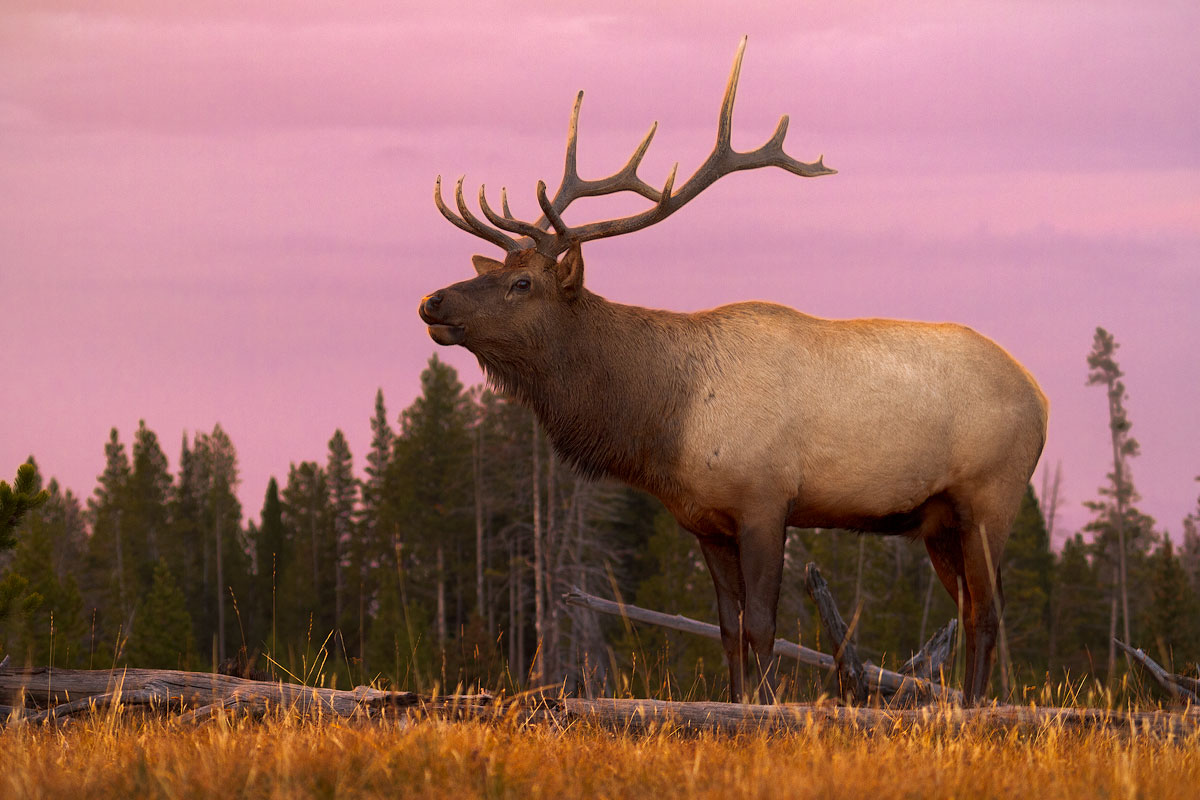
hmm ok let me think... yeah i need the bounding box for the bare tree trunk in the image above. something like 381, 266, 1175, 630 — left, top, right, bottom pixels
474, 424, 485, 620
214, 502, 225, 664
508, 537, 517, 672
436, 544, 447, 646
918, 562, 936, 645
1040, 461, 1063, 544
1107, 577, 1119, 682
545, 448, 558, 683
113, 510, 127, 621
852, 534, 866, 646
1104, 384, 1132, 670
531, 416, 544, 683
516, 535, 526, 679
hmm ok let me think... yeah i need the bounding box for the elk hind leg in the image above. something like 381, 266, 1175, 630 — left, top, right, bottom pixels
921, 497, 975, 700
959, 483, 1020, 704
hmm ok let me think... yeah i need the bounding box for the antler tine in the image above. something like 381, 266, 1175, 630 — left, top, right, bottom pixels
533, 94, 665, 233
500, 187, 513, 219
434, 175, 483, 238
536, 180, 570, 238
449, 177, 520, 251
479, 185, 553, 252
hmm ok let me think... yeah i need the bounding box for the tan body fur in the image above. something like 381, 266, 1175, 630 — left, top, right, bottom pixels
422, 247, 1048, 704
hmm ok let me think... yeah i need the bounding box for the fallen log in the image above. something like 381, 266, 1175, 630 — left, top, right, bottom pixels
542, 697, 1200, 737
0, 666, 491, 725
563, 587, 961, 702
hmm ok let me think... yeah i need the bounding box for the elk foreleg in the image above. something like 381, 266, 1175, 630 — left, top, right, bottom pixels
737, 513, 787, 704
696, 532, 748, 702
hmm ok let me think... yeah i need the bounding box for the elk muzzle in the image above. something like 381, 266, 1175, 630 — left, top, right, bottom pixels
419, 292, 466, 346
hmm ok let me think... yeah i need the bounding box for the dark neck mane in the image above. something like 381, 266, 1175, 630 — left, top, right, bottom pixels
475, 291, 694, 497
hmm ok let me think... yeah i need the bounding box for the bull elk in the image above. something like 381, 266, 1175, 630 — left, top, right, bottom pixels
419, 38, 1048, 704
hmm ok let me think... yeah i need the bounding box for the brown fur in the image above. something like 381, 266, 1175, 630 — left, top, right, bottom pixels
420, 244, 1048, 704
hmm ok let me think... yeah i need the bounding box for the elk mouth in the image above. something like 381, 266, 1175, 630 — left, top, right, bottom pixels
427, 323, 466, 346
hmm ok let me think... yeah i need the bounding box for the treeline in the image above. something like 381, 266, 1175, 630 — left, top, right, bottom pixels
2, 332, 1198, 697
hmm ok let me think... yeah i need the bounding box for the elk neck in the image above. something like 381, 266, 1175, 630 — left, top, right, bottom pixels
473, 289, 697, 497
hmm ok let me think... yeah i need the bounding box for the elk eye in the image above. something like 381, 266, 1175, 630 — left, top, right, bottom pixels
512, 278, 531, 292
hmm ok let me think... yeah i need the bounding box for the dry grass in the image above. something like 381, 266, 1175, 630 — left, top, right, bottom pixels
3, 708, 1199, 799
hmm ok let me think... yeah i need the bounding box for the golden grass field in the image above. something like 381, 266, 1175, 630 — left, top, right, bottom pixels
3, 709, 1199, 800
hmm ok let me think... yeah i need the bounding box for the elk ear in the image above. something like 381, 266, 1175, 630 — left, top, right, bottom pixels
471, 255, 505, 276
553, 242, 585, 298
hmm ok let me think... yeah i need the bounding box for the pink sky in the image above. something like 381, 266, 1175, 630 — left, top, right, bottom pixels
2, 1, 1198, 543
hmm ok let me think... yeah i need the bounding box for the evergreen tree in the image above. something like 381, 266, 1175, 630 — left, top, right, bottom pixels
279, 460, 333, 642
125, 560, 195, 669
192, 424, 246, 664
1050, 533, 1108, 679
1085, 327, 1154, 680
358, 389, 395, 673
166, 432, 208, 652
1, 461, 49, 549
1141, 535, 1200, 672
1002, 485, 1055, 680
84, 428, 135, 644
326, 430, 357, 643
393, 355, 473, 653
0, 461, 85, 666
126, 420, 172, 590
1181, 479, 1200, 598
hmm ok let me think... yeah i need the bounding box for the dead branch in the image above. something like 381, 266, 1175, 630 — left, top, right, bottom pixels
804, 562, 866, 703
563, 587, 961, 702
1115, 639, 1200, 706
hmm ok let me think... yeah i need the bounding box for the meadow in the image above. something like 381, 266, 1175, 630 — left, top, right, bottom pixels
3, 705, 1200, 800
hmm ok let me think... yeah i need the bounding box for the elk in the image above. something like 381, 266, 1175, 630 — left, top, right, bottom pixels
419, 38, 1048, 704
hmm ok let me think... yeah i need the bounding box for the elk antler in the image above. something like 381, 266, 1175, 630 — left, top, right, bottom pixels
434, 36, 836, 257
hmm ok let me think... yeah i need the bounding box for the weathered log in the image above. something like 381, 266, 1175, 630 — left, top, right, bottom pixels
804, 562, 867, 704
1114, 639, 1200, 706
563, 587, 961, 702
543, 697, 1200, 737
0, 666, 491, 725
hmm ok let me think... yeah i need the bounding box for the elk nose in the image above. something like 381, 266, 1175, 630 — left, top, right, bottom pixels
421, 293, 443, 315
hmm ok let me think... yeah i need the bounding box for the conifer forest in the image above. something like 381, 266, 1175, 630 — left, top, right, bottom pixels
3, 327, 1198, 699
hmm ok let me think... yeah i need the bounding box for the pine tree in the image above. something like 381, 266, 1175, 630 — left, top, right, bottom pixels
393, 355, 473, 654
250, 477, 286, 657
126, 421, 172, 591
1, 461, 49, 549
125, 560, 195, 669
193, 424, 245, 664
1181, 479, 1200, 599
326, 430, 357, 645
1002, 485, 1055, 681
0, 461, 85, 667
279, 460, 333, 643
85, 428, 135, 644
1085, 327, 1154, 680
1050, 533, 1108, 679
1141, 535, 1200, 672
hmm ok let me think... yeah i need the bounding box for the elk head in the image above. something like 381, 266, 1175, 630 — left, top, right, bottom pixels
419, 36, 836, 356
